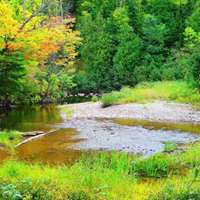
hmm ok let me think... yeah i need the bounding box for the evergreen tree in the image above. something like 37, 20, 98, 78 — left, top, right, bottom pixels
112, 7, 141, 86
0, 52, 26, 108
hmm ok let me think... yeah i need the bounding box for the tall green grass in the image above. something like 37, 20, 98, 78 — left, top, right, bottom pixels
0, 143, 199, 200
101, 81, 200, 107
149, 168, 200, 200
0, 131, 22, 152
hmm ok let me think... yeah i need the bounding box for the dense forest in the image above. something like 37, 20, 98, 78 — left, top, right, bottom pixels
1, 0, 200, 107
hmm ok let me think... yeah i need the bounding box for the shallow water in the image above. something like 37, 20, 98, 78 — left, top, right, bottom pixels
0, 105, 62, 132
16, 128, 83, 164
113, 118, 200, 134
59, 118, 199, 156
0, 105, 200, 164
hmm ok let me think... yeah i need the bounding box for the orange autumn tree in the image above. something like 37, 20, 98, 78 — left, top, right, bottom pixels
0, 0, 81, 105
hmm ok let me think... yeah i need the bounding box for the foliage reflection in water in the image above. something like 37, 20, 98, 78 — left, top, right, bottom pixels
16, 128, 84, 165
0, 105, 62, 132
113, 118, 200, 134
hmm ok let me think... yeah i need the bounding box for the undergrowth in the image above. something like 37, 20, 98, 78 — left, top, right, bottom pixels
0, 131, 22, 152
0, 143, 199, 200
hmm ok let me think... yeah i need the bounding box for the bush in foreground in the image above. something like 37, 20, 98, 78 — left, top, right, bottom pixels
150, 185, 200, 200
132, 154, 180, 178
0, 143, 199, 200
150, 168, 200, 200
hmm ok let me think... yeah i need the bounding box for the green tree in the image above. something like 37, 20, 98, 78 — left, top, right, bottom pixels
78, 12, 114, 91
183, 27, 200, 88
134, 14, 167, 82
126, 0, 143, 33
112, 7, 141, 86
0, 52, 26, 108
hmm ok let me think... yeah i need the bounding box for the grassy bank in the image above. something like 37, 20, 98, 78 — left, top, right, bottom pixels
101, 81, 200, 107
0, 131, 22, 152
0, 143, 199, 200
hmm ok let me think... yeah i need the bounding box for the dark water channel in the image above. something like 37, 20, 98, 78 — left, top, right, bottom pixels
0, 105, 200, 164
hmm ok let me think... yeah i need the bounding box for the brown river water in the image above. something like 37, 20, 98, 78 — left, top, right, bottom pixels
0, 105, 200, 164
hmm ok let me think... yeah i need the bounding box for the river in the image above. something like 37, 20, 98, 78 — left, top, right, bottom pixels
0, 104, 200, 164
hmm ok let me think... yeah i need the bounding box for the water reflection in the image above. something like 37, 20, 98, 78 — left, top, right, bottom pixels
0, 105, 84, 164
113, 118, 200, 134
17, 129, 84, 164
0, 105, 62, 132
0, 148, 9, 163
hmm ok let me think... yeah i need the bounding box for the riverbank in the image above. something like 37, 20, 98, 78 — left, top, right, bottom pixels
57, 101, 200, 155
0, 142, 199, 200
1, 100, 200, 162
0, 94, 200, 199
62, 101, 200, 124
101, 81, 200, 107
0, 131, 23, 152
60, 82, 200, 124
0, 130, 52, 159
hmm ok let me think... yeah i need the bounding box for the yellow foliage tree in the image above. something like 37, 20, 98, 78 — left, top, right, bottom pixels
0, 1, 81, 67
0, 1, 19, 49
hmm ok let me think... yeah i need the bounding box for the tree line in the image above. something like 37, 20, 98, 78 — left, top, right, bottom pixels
0, 0, 200, 107
74, 0, 200, 93
0, 0, 80, 108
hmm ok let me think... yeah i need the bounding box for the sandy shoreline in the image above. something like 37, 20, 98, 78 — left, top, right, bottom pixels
62, 101, 200, 124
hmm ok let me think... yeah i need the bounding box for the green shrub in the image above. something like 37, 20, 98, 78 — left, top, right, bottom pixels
150, 168, 200, 200
91, 96, 98, 102
0, 180, 54, 200
0, 143, 199, 200
73, 72, 98, 94
132, 154, 176, 178
164, 142, 177, 153
68, 191, 91, 200
100, 81, 200, 106
181, 143, 200, 167
0, 131, 23, 151
149, 182, 200, 200
79, 152, 132, 175
0, 184, 22, 200
101, 92, 120, 107
149, 169, 200, 200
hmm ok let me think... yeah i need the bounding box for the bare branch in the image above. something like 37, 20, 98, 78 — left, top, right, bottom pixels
19, 2, 47, 31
